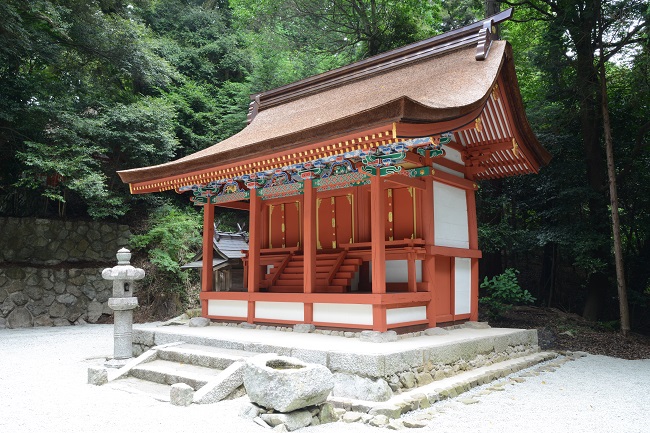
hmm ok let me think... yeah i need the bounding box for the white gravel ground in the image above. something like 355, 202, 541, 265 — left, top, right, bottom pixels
1, 324, 648, 433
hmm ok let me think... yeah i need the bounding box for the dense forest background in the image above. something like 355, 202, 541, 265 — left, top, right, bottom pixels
1, 1, 648, 331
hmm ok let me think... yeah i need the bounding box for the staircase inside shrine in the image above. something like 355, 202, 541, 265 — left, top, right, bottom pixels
261, 251, 362, 293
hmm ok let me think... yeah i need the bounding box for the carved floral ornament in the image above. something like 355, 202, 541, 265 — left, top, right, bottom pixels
181, 134, 452, 204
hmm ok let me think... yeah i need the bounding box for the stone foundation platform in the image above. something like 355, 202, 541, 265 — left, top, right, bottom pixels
132, 322, 539, 401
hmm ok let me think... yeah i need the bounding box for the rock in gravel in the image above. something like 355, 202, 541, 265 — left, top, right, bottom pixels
415, 372, 433, 386
342, 412, 363, 423
170, 383, 194, 406
239, 402, 261, 419
272, 424, 288, 433
87, 367, 108, 386
387, 419, 405, 430
424, 327, 449, 336
261, 411, 312, 431
400, 371, 417, 389
293, 324, 315, 333
188, 317, 211, 327
359, 330, 398, 343
368, 404, 402, 419
459, 397, 479, 405
463, 321, 490, 329
368, 415, 389, 427
318, 402, 339, 424
403, 419, 428, 428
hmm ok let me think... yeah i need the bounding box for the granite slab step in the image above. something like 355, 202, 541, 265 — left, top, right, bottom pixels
130, 359, 223, 390
106, 376, 172, 402
156, 343, 255, 369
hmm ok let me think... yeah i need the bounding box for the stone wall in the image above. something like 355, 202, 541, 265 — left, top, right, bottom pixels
0, 217, 132, 328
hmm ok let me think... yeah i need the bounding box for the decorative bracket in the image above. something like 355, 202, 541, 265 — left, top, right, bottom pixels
361, 145, 407, 176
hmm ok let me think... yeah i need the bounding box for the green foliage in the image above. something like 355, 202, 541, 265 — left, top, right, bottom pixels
480, 269, 536, 319
2, 0, 650, 329
130, 204, 203, 315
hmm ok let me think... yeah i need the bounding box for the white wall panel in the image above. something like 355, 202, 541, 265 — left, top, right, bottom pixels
207, 299, 248, 318
313, 303, 373, 325
434, 182, 469, 248
255, 301, 304, 322
454, 257, 472, 315
443, 146, 464, 165
375, 260, 423, 283
432, 163, 464, 178
386, 306, 427, 325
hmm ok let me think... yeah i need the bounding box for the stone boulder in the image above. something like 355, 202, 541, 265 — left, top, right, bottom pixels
243, 354, 334, 412
331, 372, 393, 402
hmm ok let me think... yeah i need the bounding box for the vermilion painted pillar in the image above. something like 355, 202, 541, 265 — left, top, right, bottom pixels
370, 173, 386, 294
303, 178, 316, 323
201, 203, 215, 317
370, 173, 387, 331
247, 189, 262, 323
422, 176, 436, 327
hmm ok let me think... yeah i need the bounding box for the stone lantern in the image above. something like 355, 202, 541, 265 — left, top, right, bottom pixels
102, 247, 144, 366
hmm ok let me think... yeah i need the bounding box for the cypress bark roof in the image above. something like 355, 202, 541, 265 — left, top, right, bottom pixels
118, 10, 550, 190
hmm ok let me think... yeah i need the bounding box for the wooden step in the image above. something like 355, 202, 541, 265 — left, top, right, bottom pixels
343, 258, 363, 266
315, 286, 346, 293
314, 259, 337, 266
278, 273, 304, 280
331, 278, 350, 286
274, 280, 303, 286
268, 286, 303, 293
283, 267, 304, 274
334, 271, 354, 279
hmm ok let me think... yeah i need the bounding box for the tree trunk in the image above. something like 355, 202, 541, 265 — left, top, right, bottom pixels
568, 17, 611, 321
540, 242, 557, 307
598, 11, 631, 337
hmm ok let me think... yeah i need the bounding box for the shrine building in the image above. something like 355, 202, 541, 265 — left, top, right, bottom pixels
118, 9, 551, 332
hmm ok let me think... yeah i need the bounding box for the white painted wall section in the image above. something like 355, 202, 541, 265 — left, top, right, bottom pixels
207, 299, 248, 318
434, 181, 469, 248
432, 163, 464, 178
386, 306, 427, 325
443, 146, 464, 165
255, 301, 304, 322
377, 260, 423, 283
313, 303, 373, 325
454, 257, 472, 315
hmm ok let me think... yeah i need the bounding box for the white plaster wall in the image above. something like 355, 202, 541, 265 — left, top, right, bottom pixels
371, 260, 422, 283
434, 181, 469, 248
432, 163, 464, 178
313, 303, 373, 325
207, 299, 248, 318
386, 306, 427, 325
255, 301, 304, 322
443, 146, 464, 165
454, 257, 472, 315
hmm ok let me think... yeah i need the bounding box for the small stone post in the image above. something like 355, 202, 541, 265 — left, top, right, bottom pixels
102, 248, 144, 366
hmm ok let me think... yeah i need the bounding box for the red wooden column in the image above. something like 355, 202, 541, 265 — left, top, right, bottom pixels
247, 189, 262, 323
466, 187, 479, 320
201, 203, 215, 317
303, 178, 317, 323
370, 173, 387, 331
421, 176, 436, 328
